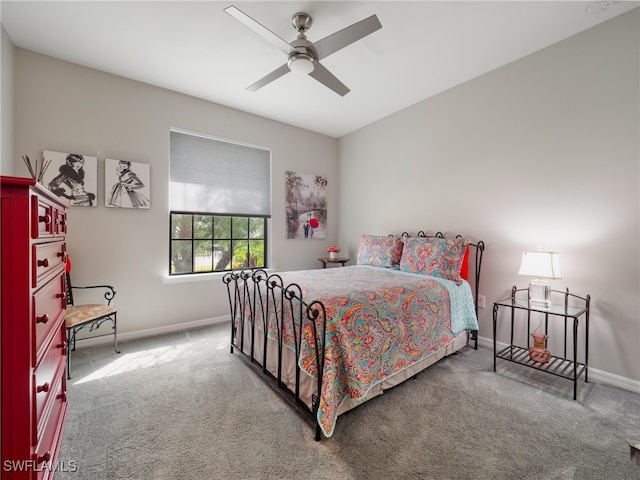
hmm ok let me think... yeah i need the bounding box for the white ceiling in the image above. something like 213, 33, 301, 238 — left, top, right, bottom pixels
2, 1, 638, 138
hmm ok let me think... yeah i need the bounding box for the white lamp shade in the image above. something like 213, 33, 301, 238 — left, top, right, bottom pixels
518, 251, 562, 279
287, 54, 315, 74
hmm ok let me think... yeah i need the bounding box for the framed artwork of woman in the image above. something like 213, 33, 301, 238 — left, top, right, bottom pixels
105, 158, 151, 209
42, 151, 98, 207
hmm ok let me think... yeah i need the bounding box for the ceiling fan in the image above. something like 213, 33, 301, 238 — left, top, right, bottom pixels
224, 5, 382, 96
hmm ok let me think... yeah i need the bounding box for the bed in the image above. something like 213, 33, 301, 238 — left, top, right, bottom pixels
223, 232, 485, 440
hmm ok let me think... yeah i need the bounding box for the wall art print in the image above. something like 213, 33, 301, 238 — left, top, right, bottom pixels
285, 170, 327, 239
105, 158, 151, 209
42, 150, 98, 207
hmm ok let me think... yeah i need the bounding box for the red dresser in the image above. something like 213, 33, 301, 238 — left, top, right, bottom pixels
1, 176, 69, 479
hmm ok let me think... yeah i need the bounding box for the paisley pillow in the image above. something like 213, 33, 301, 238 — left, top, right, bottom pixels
399, 236, 469, 282
356, 235, 404, 269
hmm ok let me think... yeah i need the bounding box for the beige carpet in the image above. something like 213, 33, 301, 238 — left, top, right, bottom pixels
56, 323, 640, 479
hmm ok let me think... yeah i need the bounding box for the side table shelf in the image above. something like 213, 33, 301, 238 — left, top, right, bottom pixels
318, 257, 350, 268
493, 286, 590, 400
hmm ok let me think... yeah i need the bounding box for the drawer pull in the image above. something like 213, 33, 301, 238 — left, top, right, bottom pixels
36, 314, 49, 324
57, 392, 67, 402
57, 251, 65, 258
57, 340, 67, 349
37, 451, 51, 464
37, 382, 50, 393
39, 214, 51, 224
37, 258, 49, 268
56, 292, 66, 300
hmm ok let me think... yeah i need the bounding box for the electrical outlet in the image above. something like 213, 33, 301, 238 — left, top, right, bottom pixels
478, 295, 486, 309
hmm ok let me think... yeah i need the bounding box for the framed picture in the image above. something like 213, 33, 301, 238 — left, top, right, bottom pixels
42, 151, 98, 207
105, 158, 151, 209
285, 171, 327, 239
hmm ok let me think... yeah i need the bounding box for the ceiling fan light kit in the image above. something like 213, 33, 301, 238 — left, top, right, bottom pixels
224, 5, 382, 96
288, 53, 315, 74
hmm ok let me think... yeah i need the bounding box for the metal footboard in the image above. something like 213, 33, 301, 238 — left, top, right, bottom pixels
223, 268, 327, 441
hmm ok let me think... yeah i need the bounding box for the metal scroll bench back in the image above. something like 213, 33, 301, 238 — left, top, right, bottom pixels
64, 258, 121, 378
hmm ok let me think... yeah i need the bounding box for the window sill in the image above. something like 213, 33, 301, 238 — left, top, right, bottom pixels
161, 269, 276, 285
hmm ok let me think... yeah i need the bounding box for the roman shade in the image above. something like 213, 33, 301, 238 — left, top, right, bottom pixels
169, 129, 271, 217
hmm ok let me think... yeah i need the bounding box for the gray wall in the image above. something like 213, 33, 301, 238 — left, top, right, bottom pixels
12, 49, 339, 334
1, 25, 14, 174
339, 11, 639, 384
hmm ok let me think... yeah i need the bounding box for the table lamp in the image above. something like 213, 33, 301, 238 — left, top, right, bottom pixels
518, 250, 561, 309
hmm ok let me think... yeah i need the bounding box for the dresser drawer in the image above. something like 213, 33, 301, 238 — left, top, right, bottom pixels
54, 208, 68, 236
32, 273, 66, 365
32, 241, 66, 289
34, 323, 66, 431
34, 369, 67, 480
31, 193, 56, 239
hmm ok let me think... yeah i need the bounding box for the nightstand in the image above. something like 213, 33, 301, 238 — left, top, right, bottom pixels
318, 257, 350, 268
493, 286, 590, 400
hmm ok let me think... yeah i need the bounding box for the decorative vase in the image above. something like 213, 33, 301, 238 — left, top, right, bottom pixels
329, 252, 337, 259
529, 332, 550, 363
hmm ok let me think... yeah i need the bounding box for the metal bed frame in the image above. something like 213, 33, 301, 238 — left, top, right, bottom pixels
223, 232, 485, 441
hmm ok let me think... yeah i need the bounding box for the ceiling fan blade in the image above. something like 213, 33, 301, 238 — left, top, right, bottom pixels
224, 5, 292, 55
308, 62, 350, 96
247, 64, 290, 92
313, 14, 382, 60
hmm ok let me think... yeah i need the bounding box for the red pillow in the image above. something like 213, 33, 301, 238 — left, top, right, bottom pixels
460, 246, 469, 280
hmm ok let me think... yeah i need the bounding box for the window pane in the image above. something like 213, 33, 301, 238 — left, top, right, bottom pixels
171, 214, 192, 239
171, 240, 193, 274
194, 216, 213, 239
214, 240, 231, 270
232, 240, 249, 268
249, 217, 264, 239
232, 217, 248, 239
194, 240, 213, 272
214, 216, 231, 239
249, 240, 264, 266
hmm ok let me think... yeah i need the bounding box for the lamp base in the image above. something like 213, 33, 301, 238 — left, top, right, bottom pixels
528, 279, 551, 309
529, 332, 550, 363
529, 345, 551, 363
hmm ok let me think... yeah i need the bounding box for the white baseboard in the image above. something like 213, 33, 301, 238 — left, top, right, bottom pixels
73, 315, 230, 348
478, 335, 640, 395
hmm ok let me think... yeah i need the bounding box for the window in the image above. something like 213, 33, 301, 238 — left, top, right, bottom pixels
169, 130, 270, 275
170, 213, 266, 273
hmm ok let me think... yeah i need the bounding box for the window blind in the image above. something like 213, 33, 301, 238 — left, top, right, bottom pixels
169, 130, 271, 216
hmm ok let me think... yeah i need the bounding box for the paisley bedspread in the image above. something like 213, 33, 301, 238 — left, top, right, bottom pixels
244, 265, 478, 438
